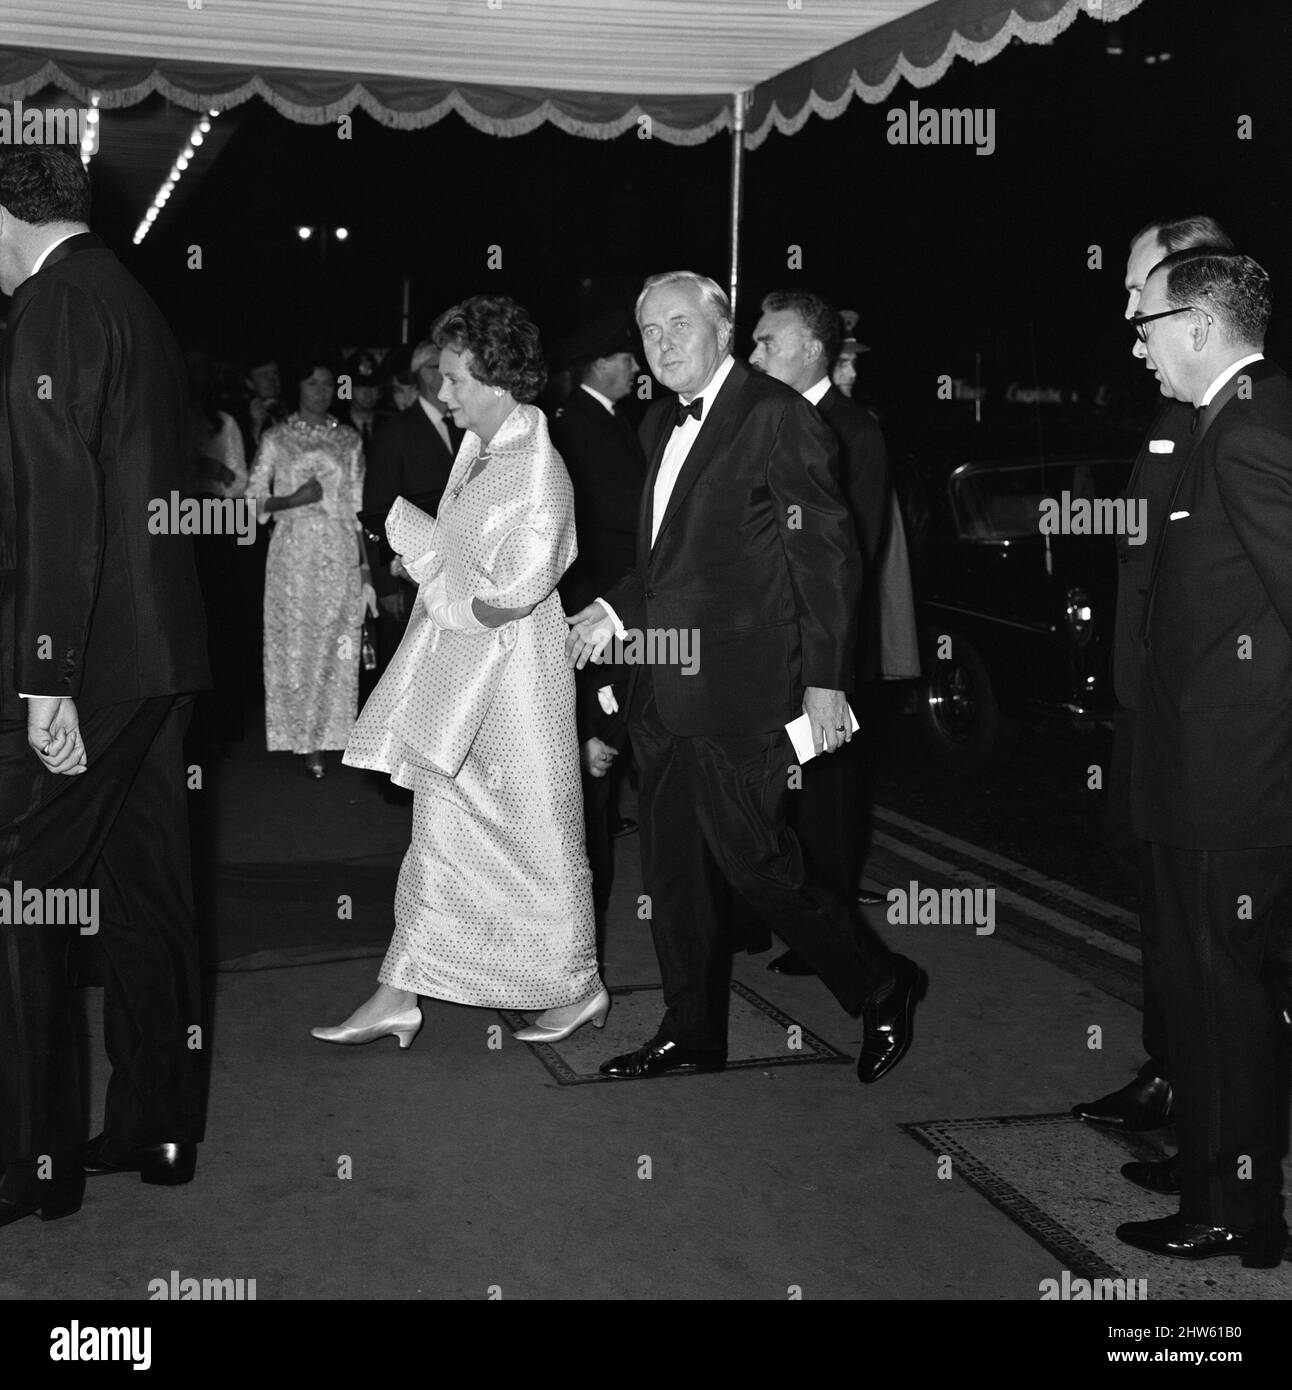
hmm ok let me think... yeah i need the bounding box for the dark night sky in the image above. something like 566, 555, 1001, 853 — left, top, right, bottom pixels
105, 0, 1292, 424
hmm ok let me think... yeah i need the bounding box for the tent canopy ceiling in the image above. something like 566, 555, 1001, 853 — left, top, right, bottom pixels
1, 0, 1146, 146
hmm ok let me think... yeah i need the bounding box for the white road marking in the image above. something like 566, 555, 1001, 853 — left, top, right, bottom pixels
870, 807, 1141, 965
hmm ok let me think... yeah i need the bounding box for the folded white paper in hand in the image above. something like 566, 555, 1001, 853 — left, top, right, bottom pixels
785, 704, 860, 763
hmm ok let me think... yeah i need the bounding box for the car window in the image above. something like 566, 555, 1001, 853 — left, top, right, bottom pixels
949, 459, 1133, 541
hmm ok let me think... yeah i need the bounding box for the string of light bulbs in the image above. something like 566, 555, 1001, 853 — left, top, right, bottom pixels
133, 109, 219, 246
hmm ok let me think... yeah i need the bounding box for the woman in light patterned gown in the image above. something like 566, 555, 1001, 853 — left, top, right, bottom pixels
246, 351, 374, 778
312, 297, 608, 1048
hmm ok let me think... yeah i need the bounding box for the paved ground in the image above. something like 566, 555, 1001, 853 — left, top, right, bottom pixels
3, 723, 1287, 1306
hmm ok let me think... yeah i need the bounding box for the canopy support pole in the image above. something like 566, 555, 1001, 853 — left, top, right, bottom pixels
727, 90, 746, 319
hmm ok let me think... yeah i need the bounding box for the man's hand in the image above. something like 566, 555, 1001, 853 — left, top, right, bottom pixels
565, 601, 616, 669
803, 686, 850, 756
581, 736, 618, 778
27, 695, 88, 775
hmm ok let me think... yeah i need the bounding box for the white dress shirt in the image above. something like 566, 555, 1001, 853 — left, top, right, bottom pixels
29, 229, 84, 278
1199, 353, 1263, 408
649, 353, 736, 546
802, 374, 831, 407
417, 394, 454, 454
591, 354, 736, 712
580, 383, 616, 415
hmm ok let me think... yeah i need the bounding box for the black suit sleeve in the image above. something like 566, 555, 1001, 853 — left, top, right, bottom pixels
1214, 421, 1292, 639
598, 409, 662, 631
8, 279, 107, 697
840, 415, 891, 568
363, 415, 404, 518
770, 396, 862, 692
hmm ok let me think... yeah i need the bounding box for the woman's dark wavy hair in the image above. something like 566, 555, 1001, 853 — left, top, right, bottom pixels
431, 295, 546, 403
281, 344, 340, 411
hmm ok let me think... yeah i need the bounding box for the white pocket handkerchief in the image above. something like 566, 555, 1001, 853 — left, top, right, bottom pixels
1170, 510, 1190, 521
1149, 439, 1175, 454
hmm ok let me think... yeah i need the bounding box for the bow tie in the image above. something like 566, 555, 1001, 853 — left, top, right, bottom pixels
675, 397, 703, 428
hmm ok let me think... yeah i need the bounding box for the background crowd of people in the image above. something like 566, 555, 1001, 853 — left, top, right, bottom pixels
178, 289, 911, 927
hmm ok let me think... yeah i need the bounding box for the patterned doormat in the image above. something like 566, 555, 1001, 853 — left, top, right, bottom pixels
901, 1113, 1292, 1299
500, 981, 852, 1085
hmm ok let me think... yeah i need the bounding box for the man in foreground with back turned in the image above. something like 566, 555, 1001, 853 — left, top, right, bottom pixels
566, 270, 924, 1084
0, 147, 209, 1228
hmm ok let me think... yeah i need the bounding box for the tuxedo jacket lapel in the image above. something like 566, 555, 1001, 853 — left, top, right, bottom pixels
635, 405, 673, 569
1141, 361, 1271, 635
650, 360, 746, 552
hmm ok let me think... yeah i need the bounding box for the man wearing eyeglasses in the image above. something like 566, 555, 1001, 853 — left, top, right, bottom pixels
1072, 216, 1233, 1141
1113, 248, 1292, 1264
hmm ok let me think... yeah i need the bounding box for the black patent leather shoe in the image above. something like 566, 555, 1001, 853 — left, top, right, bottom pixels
0, 1160, 84, 1229
767, 949, 815, 976
856, 955, 926, 1084
1116, 1212, 1288, 1267
599, 1040, 727, 1080
856, 888, 889, 906
83, 1135, 196, 1186
1121, 1153, 1181, 1195
1072, 1071, 1173, 1130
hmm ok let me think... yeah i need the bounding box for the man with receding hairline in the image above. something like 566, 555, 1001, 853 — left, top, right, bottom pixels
1072, 214, 1235, 1140
566, 270, 924, 1085
1114, 247, 1292, 1263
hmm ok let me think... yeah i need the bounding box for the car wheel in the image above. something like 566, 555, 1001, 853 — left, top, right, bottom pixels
918, 630, 1019, 772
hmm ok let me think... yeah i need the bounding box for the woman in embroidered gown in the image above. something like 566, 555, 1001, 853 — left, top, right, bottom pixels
246, 351, 373, 778
312, 296, 607, 1047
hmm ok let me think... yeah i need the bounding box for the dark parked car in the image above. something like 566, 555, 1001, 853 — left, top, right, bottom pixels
903, 450, 1137, 770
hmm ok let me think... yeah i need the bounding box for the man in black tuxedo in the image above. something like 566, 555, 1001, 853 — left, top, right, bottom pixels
1115, 249, 1292, 1264
567, 270, 922, 1083
746, 289, 894, 976
0, 148, 210, 1227
362, 336, 461, 670
550, 315, 647, 935
1073, 214, 1235, 1140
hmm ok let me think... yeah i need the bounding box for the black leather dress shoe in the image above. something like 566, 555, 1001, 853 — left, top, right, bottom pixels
1121, 1152, 1181, 1195
1116, 1212, 1288, 1267
599, 1040, 727, 1079
766, 949, 815, 976
856, 888, 889, 906
1072, 1072, 1173, 1130
0, 1161, 84, 1229
611, 816, 638, 839
83, 1135, 196, 1186
856, 955, 926, 1084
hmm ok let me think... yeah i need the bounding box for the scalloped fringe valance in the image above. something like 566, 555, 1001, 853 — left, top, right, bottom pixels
0, 0, 1146, 149
746, 0, 1147, 149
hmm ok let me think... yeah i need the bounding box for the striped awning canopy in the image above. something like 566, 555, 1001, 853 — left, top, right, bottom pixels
0, 0, 1146, 147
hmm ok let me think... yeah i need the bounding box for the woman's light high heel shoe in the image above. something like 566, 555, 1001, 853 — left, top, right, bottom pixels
310, 1005, 423, 1049
512, 988, 610, 1043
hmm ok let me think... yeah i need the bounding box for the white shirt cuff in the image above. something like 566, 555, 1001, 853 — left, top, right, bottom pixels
596, 597, 627, 640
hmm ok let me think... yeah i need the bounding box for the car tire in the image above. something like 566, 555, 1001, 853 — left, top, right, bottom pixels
917, 629, 1019, 772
